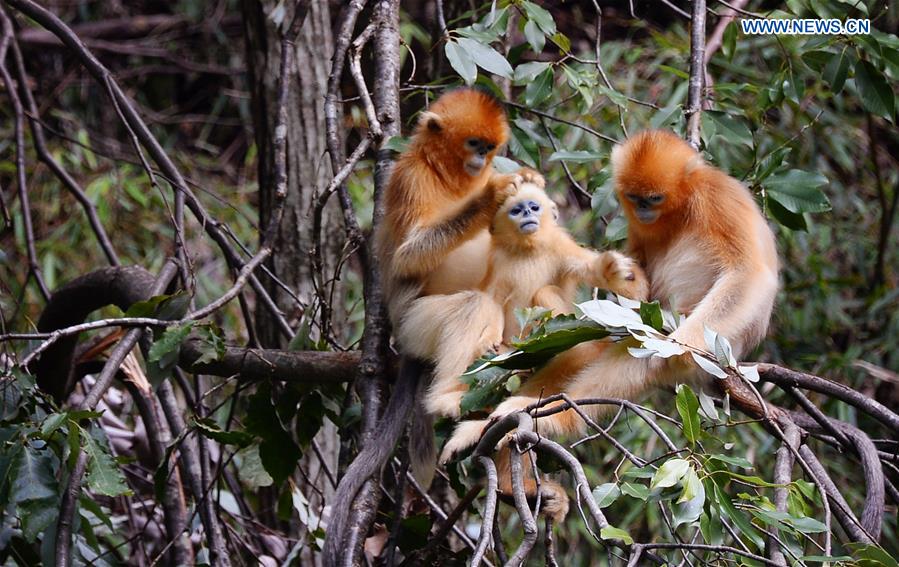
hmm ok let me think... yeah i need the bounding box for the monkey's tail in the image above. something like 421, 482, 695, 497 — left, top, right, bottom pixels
408, 399, 437, 488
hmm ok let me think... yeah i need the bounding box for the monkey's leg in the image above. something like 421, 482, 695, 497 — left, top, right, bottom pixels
419, 291, 504, 418
495, 444, 569, 523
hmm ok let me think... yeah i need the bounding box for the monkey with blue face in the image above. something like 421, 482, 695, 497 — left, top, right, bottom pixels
398, 181, 649, 421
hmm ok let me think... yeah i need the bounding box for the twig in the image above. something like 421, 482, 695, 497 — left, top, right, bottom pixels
685, 0, 707, 148
3, 7, 119, 265
0, 9, 50, 300
768, 421, 800, 566
505, 100, 619, 144
506, 440, 539, 566
471, 456, 499, 567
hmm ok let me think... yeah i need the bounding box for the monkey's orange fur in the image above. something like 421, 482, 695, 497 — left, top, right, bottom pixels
377, 88, 521, 317
377, 88, 542, 487
442, 131, 781, 511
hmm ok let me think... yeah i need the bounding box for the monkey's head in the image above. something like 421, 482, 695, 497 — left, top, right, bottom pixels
414, 88, 509, 179
492, 183, 559, 244
611, 130, 703, 225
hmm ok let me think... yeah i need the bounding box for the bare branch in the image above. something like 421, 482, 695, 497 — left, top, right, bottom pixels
685, 0, 707, 148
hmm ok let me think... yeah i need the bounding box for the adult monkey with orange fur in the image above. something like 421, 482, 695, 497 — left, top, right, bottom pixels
374, 88, 541, 486
442, 130, 780, 518
376, 87, 542, 322
399, 182, 648, 421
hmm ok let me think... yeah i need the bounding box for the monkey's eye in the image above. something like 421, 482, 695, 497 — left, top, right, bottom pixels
509, 205, 524, 216
647, 194, 665, 204
465, 138, 480, 150
625, 194, 641, 204
485, 143, 496, 152
531, 204, 541, 212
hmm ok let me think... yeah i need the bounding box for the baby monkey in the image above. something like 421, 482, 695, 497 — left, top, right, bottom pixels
398, 181, 648, 420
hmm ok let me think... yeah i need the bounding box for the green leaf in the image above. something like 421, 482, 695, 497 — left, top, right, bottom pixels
550, 32, 570, 54
547, 150, 603, 163
521, 1, 556, 35
148, 322, 195, 372
650, 458, 690, 490
40, 412, 68, 438
766, 195, 808, 231
83, 434, 129, 497
620, 481, 650, 501
191, 324, 226, 366
639, 301, 664, 331
800, 49, 830, 72
460, 366, 510, 414
445, 41, 477, 85
600, 525, 633, 545
456, 37, 513, 79
513, 61, 551, 83
659, 65, 689, 80
524, 68, 553, 107
765, 170, 831, 213
523, 19, 545, 53
854, 59, 895, 120
708, 454, 753, 469
20, 498, 57, 542
383, 135, 410, 153
10, 445, 56, 503
823, 48, 851, 95
245, 384, 302, 485
709, 480, 765, 551
194, 417, 254, 448
845, 543, 899, 567
592, 483, 621, 508
590, 176, 618, 217
705, 111, 753, 147
236, 444, 274, 488
722, 22, 737, 61
673, 467, 705, 528
676, 385, 702, 444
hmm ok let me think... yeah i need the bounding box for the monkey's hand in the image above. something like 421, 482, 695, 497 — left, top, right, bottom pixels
517, 167, 546, 189
593, 251, 649, 301
485, 172, 525, 207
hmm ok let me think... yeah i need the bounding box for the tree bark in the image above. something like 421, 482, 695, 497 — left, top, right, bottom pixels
242, 2, 342, 563
243, 0, 345, 348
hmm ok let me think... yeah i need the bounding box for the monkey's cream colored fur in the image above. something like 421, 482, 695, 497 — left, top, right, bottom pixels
442, 132, 781, 497
404, 183, 648, 419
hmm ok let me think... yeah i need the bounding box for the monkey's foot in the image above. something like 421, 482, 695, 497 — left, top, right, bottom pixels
424, 390, 464, 420
539, 479, 570, 522
440, 419, 489, 464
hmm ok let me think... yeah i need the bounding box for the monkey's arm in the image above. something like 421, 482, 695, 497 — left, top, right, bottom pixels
670, 265, 777, 357
392, 174, 520, 277
559, 242, 649, 301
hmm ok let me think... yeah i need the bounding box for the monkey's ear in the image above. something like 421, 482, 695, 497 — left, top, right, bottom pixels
550, 202, 560, 221
418, 111, 443, 133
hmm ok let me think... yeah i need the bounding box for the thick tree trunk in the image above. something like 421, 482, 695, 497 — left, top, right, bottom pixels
243, 0, 345, 349
242, 2, 342, 563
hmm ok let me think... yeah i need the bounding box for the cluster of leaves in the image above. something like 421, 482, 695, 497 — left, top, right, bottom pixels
0, 372, 129, 566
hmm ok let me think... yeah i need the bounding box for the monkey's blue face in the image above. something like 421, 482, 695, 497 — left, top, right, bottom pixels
508, 200, 543, 234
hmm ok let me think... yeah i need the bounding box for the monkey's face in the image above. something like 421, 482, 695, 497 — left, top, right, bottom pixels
462, 137, 498, 177
622, 190, 665, 224
495, 184, 558, 240
508, 198, 544, 234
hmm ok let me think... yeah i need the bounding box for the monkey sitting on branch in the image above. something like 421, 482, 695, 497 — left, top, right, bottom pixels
441, 130, 780, 521
398, 181, 649, 421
